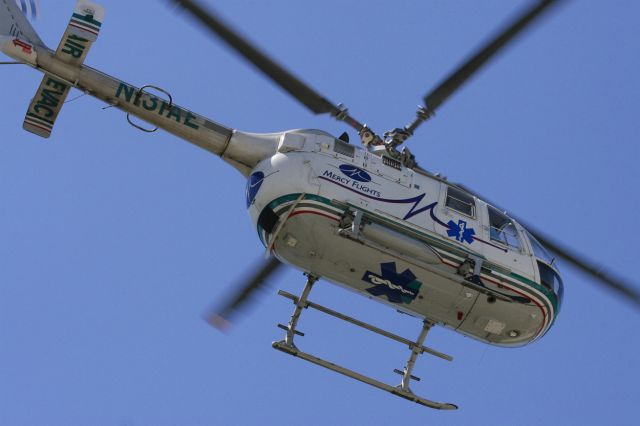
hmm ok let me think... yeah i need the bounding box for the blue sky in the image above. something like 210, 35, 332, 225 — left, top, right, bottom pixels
1, 1, 639, 425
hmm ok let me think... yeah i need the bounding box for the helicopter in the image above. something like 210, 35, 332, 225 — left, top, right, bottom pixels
1, 0, 638, 412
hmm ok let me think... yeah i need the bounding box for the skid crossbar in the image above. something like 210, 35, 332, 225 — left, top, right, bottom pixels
277, 290, 452, 362
274, 285, 457, 410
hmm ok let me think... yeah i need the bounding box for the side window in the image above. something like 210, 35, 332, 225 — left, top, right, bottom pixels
445, 186, 475, 217
488, 206, 521, 250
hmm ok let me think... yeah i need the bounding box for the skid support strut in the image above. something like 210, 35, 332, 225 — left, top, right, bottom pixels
272, 278, 458, 410
399, 320, 433, 392
278, 274, 317, 347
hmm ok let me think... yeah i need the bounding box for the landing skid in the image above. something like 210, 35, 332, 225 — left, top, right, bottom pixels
272, 275, 458, 410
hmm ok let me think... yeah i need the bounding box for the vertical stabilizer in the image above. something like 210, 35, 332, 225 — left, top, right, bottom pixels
22, 1, 104, 138
0, 0, 44, 46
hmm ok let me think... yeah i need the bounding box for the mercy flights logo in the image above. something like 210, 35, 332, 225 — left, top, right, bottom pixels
246, 171, 265, 207
362, 262, 422, 304
338, 164, 372, 182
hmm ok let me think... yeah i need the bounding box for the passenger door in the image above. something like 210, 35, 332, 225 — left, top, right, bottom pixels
436, 184, 484, 256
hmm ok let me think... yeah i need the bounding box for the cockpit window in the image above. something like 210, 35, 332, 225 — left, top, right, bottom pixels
525, 230, 554, 264
488, 206, 521, 250
446, 186, 475, 217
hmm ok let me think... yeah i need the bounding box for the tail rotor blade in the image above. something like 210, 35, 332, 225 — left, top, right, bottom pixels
14, 0, 39, 20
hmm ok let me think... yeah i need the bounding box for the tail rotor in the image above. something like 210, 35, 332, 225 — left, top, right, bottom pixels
14, 0, 40, 20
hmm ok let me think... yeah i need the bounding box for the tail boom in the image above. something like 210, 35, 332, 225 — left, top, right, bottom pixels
2, 1, 281, 175
36, 47, 234, 155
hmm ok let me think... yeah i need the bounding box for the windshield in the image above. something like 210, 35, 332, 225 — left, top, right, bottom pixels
537, 260, 564, 310
525, 230, 563, 306
525, 230, 554, 265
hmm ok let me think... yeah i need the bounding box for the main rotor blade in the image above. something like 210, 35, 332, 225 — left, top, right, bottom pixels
409, 0, 564, 134
206, 257, 284, 330
171, 0, 365, 132
455, 183, 640, 310
526, 227, 640, 308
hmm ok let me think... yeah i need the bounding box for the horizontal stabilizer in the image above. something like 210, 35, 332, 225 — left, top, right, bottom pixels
22, 1, 104, 138
23, 75, 72, 138
67, 1, 104, 42
55, 1, 104, 65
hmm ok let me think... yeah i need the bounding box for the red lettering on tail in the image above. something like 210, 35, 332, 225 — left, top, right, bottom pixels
12, 38, 33, 54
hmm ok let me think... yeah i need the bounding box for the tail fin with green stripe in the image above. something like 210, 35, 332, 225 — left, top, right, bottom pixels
22, 1, 104, 137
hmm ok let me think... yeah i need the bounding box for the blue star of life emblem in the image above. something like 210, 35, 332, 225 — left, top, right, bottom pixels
362, 262, 422, 304
447, 219, 475, 244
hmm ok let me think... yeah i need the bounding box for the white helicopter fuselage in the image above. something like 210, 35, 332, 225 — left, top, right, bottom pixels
247, 130, 561, 346
0, 9, 561, 348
